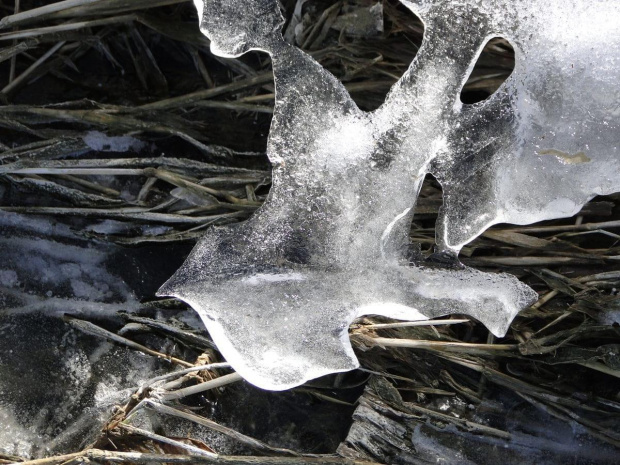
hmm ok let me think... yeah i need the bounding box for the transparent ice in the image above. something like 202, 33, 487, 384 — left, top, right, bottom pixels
0, 213, 160, 457
159, 0, 620, 390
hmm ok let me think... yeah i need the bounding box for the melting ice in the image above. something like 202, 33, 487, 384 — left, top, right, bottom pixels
160, 0, 620, 390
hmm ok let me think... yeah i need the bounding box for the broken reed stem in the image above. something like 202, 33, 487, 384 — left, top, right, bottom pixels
0, 157, 270, 177
532, 310, 573, 335
158, 372, 243, 400
117, 424, 218, 458
0, 453, 23, 464
371, 337, 517, 353
121, 313, 217, 350
0, 0, 100, 30
4, 168, 147, 175
55, 174, 121, 197
0, 207, 247, 224
0, 167, 264, 209
361, 318, 469, 329
0, 14, 138, 41
192, 100, 274, 114
506, 220, 620, 234
576, 270, 620, 282
466, 256, 614, 267
64, 315, 193, 367
2, 41, 65, 94
7, 0, 20, 84
145, 168, 261, 206
140, 363, 231, 392
530, 289, 559, 310
137, 72, 274, 111
366, 394, 512, 440
144, 401, 321, 458
12, 449, 379, 465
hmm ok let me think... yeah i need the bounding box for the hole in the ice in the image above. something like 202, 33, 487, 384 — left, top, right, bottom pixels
409, 174, 444, 259
460, 37, 515, 104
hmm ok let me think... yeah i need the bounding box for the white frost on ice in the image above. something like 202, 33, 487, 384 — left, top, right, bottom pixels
0, 269, 19, 288
82, 131, 145, 153
0, 208, 164, 457
0, 213, 137, 310
242, 272, 306, 286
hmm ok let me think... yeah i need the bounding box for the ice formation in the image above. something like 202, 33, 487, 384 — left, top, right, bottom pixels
160, 0, 620, 390
0, 213, 157, 457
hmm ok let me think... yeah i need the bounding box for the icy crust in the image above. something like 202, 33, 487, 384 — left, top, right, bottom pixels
0, 213, 157, 457
161, 253, 534, 390
161, 0, 619, 390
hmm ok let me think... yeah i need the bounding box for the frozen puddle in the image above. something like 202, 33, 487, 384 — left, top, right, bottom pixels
0, 213, 170, 457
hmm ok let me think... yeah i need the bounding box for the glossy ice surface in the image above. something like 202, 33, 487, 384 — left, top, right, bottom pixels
160, 0, 620, 390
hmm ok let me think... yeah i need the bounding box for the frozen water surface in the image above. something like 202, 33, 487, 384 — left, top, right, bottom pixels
160, 0, 620, 390
0, 213, 168, 457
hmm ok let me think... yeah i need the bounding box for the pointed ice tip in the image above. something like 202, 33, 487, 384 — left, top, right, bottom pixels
155, 276, 180, 299
483, 306, 518, 339
488, 321, 510, 339
233, 343, 360, 391
487, 283, 538, 338
241, 357, 360, 392
155, 288, 169, 299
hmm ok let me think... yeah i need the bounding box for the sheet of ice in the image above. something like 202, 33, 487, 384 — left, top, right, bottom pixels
0, 213, 138, 314
0, 213, 161, 457
0, 313, 163, 458
160, 0, 619, 390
